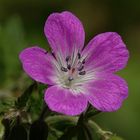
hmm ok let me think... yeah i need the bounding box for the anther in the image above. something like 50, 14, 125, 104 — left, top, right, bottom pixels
66, 56, 71, 62
78, 65, 84, 71
67, 64, 71, 70
82, 59, 85, 64
78, 53, 81, 59
79, 71, 86, 75
61, 67, 68, 72
51, 52, 56, 59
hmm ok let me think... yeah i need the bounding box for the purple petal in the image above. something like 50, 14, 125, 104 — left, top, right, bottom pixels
19, 46, 57, 85
82, 32, 129, 73
44, 86, 88, 116
84, 73, 128, 112
44, 11, 85, 58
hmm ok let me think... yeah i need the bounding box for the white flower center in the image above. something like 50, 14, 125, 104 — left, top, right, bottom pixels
52, 51, 95, 94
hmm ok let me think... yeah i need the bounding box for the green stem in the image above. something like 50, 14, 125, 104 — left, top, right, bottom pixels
77, 113, 84, 125
39, 104, 51, 121
86, 110, 102, 119
82, 104, 102, 120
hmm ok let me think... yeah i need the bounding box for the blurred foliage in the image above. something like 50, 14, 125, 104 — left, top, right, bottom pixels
1, 83, 112, 140
0, 0, 140, 140
27, 84, 46, 121
0, 15, 27, 87
0, 99, 14, 116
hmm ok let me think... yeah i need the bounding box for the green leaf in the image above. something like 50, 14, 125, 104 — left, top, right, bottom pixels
15, 82, 36, 108
0, 98, 14, 116
27, 84, 46, 120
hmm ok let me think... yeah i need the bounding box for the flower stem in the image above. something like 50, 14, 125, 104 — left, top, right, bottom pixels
77, 113, 84, 125
39, 104, 51, 121
86, 110, 102, 119
82, 104, 102, 120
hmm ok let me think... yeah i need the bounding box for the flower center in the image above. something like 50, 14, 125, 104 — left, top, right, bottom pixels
59, 52, 86, 88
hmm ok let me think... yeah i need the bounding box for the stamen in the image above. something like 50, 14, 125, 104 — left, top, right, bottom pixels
67, 64, 71, 70
51, 52, 56, 59
78, 65, 84, 71
78, 53, 81, 59
82, 59, 85, 64
61, 67, 68, 72
79, 71, 86, 75
66, 56, 71, 62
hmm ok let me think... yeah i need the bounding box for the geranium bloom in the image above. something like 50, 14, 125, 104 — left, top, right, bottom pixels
20, 11, 129, 116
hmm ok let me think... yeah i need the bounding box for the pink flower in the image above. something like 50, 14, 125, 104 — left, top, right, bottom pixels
19, 11, 129, 116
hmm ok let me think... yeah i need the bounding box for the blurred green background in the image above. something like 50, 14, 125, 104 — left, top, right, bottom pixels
0, 0, 140, 139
